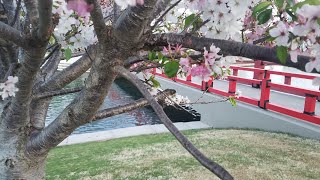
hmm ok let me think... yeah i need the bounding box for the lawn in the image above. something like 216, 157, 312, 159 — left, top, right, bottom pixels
46, 129, 320, 180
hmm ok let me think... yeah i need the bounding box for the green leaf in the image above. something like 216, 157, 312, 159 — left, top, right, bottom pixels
150, 77, 161, 88
292, 0, 320, 12
285, 9, 297, 21
64, 48, 72, 61
257, 9, 272, 25
49, 36, 55, 45
276, 46, 288, 64
286, 0, 295, 7
252, 2, 272, 17
157, 52, 164, 61
164, 61, 179, 78
229, 97, 237, 107
275, 0, 285, 9
184, 13, 196, 29
148, 51, 157, 61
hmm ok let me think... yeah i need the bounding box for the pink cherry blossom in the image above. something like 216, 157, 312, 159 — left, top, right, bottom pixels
0, 76, 19, 100
269, 21, 289, 47
67, 0, 94, 17
204, 44, 221, 66
191, 65, 211, 81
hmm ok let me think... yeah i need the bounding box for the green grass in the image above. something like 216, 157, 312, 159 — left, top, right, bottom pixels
46, 129, 320, 180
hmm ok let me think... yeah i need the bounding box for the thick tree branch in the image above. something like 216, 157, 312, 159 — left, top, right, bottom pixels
114, 0, 158, 49
0, 21, 28, 48
38, 44, 97, 93
24, 0, 39, 35
93, 89, 175, 121
27, 43, 119, 156
149, 33, 314, 73
38, 0, 53, 40
90, 0, 108, 41
3, 47, 47, 130
116, 66, 233, 180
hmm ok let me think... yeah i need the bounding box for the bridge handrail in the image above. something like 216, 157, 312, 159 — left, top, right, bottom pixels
151, 66, 320, 125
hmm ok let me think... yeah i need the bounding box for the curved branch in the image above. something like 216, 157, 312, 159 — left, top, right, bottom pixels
116, 66, 233, 180
38, 44, 97, 93
0, 21, 28, 48
27, 44, 118, 156
93, 89, 175, 121
149, 33, 314, 73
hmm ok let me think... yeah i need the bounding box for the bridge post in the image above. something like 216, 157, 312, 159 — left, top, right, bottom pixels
304, 94, 317, 115
233, 68, 238, 76
253, 60, 265, 88
228, 78, 237, 94
259, 70, 271, 109
284, 76, 291, 85
186, 74, 192, 81
151, 68, 156, 75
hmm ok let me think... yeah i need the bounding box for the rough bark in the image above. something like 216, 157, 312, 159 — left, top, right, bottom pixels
148, 33, 314, 73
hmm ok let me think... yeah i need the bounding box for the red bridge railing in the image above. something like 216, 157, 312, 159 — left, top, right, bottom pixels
152, 65, 320, 125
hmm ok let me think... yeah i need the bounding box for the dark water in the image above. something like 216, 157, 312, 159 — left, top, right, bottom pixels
45, 76, 161, 134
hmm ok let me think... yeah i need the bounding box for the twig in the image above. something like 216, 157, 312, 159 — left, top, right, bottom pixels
150, 0, 182, 32
93, 89, 175, 121
191, 18, 210, 34
35, 86, 83, 99
180, 13, 202, 34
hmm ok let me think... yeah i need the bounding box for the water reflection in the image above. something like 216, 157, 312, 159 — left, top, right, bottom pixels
46, 76, 160, 134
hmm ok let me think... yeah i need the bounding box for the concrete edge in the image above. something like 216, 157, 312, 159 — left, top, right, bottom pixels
58, 121, 210, 146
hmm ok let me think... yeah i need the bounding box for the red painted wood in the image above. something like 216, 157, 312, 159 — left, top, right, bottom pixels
253, 60, 265, 81
304, 95, 317, 115
267, 104, 320, 125
259, 71, 270, 109
284, 76, 292, 85
153, 67, 320, 125
269, 82, 320, 97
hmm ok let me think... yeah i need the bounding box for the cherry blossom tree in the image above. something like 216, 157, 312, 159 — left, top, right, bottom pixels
0, 0, 319, 179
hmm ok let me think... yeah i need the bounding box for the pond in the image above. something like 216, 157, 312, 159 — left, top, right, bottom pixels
46, 75, 200, 134
46, 76, 162, 134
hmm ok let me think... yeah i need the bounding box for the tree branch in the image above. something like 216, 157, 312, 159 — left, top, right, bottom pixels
38, 44, 97, 93
114, 0, 158, 49
116, 66, 233, 180
148, 33, 314, 73
93, 89, 175, 121
150, 0, 182, 31
27, 44, 118, 156
0, 21, 28, 48
90, 0, 108, 41
38, 0, 53, 40
35, 86, 83, 100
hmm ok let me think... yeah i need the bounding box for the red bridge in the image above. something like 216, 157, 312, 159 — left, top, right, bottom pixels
151, 62, 320, 126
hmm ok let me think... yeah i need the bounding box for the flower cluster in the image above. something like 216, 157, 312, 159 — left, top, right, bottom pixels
162, 0, 261, 41
0, 76, 19, 100
115, 0, 144, 8
179, 44, 233, 81
165, 94, 191, 106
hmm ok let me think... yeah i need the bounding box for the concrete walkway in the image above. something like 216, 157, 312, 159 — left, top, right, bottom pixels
58, 121, 210, 146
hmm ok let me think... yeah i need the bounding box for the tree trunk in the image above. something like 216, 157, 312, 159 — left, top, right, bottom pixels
0, 124, 47, 179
